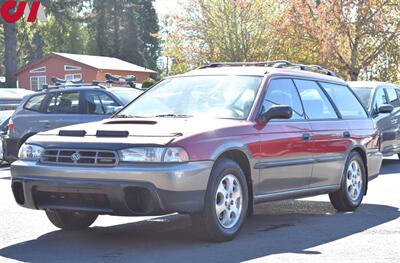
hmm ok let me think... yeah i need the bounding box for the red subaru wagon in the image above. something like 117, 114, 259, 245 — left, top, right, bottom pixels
11, 61, 383, 242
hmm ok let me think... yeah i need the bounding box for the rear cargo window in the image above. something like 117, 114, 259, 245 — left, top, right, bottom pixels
321, 83, 368, 119
24, 94, 46, 112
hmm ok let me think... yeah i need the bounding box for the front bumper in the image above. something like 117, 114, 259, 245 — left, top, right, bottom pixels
11, 161, 213, 216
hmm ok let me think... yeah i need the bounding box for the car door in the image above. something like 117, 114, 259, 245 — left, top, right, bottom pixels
294, 80, 349, 188
257, 78, 313, 194
371, 87, 393, 155
81, 90, 121, 123
41, 90, 84, 130
383, 87, 400, 154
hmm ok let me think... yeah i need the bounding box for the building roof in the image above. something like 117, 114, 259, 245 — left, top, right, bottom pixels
17, 52, 157, 75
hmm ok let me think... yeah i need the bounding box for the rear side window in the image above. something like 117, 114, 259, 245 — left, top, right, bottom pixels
24, 94, 46, 112
321, 83, 368, 119
83, 91, 119, 115
45, 92, 80, 114
386, 88, 400, 108
293, 80, 338, 120
262, 79, 305, 120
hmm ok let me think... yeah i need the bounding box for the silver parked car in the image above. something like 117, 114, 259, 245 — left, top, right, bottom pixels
4, 85, 142, 162
0, 88, 33, 111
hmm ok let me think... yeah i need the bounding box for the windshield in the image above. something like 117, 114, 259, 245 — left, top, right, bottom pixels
352, 88, 373, 109
111, 89, 143, 105
118, 76, 263, 119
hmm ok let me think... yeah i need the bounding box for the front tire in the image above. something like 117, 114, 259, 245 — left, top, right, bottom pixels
329, 152, 366, 212
46, 210, 98, 230
191, 159, 248, 242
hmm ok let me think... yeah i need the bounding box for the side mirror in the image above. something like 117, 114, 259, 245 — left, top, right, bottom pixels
258, 105, 293, 124
105, 106, 123, 115
378, 104, 394, 114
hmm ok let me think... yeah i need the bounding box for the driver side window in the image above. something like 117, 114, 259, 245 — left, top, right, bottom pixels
261, 79, 305, 120
373, 88, 388, 113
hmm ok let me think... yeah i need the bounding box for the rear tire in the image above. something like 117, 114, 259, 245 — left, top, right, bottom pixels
190, 158, 248, 242
46, 210, 98, 230
329, 152, 366, 212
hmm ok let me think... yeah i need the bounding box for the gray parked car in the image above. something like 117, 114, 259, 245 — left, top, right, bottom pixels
4, 85, 142, 162
0, 110, 14, 162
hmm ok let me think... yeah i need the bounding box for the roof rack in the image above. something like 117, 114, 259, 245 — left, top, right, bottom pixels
39, 74, 143, 92
38, 77, 99, 91
199, 60, 336, 77
92, 73, 142, 91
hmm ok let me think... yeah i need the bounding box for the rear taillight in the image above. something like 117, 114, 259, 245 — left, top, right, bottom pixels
7, 119, 14, 133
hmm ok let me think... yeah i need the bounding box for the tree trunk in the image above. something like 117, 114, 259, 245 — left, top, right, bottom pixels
349, 70, 359, 81
4, 22, 17, 88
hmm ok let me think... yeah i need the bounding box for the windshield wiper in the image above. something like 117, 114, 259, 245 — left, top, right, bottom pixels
154, 114, 193, 118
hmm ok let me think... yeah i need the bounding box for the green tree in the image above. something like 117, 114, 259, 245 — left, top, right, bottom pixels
135, 0, 161, 69
163, 0, 280, 73
278, 0, 400, 80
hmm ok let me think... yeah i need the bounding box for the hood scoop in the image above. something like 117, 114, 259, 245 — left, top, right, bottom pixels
96, 130, 129, 138
59, 130, 86, 137
104, 120, 157, 125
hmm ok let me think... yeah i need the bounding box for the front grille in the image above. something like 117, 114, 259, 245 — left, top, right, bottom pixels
40, 149, 118, 167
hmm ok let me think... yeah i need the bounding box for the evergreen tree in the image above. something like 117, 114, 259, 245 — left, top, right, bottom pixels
134, 0, 160, 70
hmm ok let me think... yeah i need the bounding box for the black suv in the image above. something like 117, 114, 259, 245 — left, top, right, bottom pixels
350, 81, 400, 158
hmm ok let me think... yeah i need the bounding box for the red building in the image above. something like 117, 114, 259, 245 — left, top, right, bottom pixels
16, 52, 157, 90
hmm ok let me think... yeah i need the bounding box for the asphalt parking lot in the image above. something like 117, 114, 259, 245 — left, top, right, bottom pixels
0, 158, 399, 263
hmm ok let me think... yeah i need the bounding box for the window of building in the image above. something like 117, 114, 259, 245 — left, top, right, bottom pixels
29, 67, 46, 73
65, 73, 83, 81
30, 76, 46, 91
64, 65, 82, 71
294, 79, 338, 120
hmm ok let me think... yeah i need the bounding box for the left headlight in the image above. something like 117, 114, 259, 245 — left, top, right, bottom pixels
119, 147, 189, 163
18, 144, 44, 161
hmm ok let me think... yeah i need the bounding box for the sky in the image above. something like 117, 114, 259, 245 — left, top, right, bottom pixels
154, 0, 183, 16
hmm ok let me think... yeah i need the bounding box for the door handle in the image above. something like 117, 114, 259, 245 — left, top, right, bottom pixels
343, 131, 351, 138
302, 133, 311, 141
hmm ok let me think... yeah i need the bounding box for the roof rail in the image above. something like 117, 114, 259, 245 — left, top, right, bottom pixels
199, 60, 336, 77
199, 60, 290, 69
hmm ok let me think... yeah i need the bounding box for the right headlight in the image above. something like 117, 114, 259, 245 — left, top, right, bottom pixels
18, 144, 44, 161
118, 147, 189, 163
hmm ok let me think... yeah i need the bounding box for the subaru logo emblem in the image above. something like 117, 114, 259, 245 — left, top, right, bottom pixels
71, 152, 81, 162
